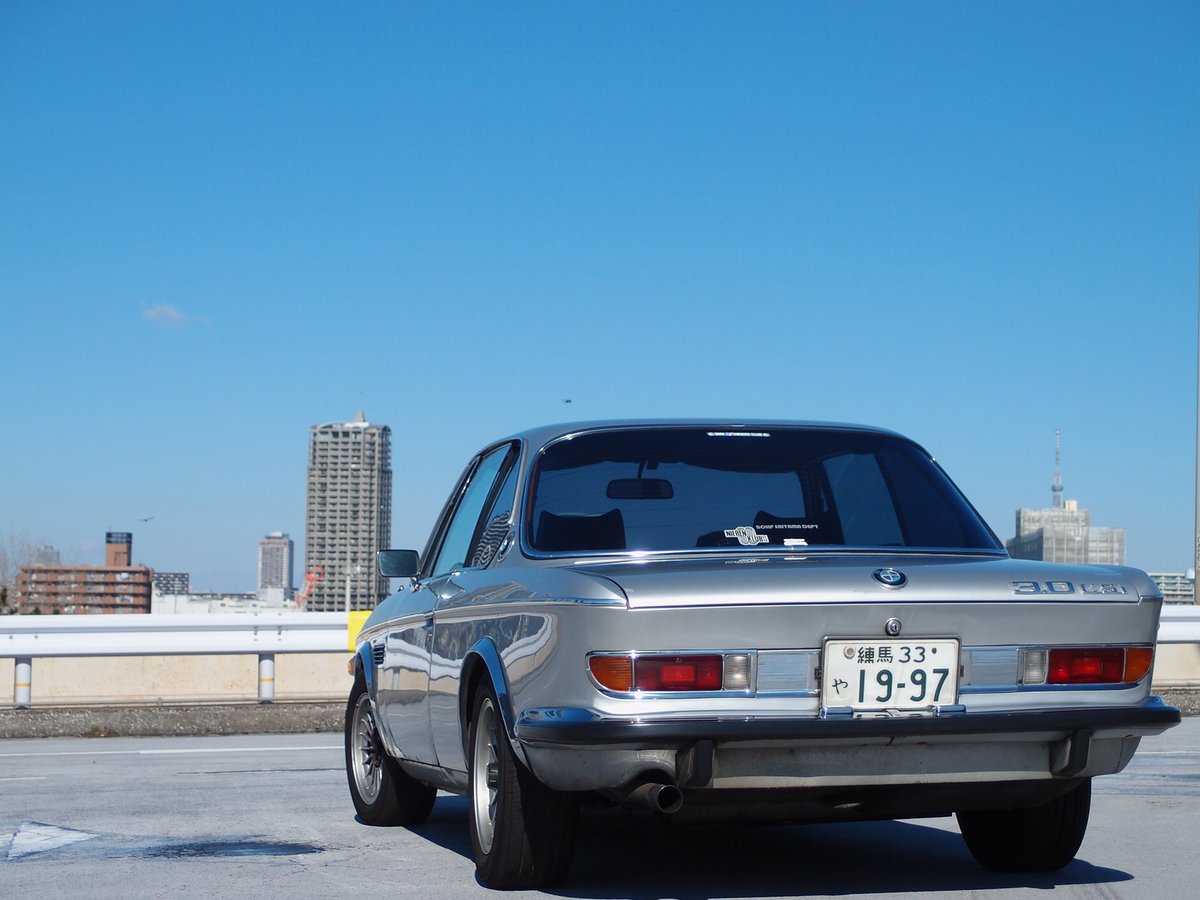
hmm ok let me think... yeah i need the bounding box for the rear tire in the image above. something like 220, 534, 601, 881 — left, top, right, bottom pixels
957, 779, 1091, 872
467, 680, 578, 888
345, 677, 436, 826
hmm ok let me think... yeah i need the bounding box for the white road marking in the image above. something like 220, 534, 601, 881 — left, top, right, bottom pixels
0, 745, 339, 759
6, 823, 97, 860
0, 776, 48, 782
1136, 751, 1200, 756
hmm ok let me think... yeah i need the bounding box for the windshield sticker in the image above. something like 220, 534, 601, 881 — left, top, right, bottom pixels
724, 526, 769, 546
706, 431, 771, 438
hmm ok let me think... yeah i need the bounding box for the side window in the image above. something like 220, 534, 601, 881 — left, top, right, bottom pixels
429, 446, 511, 577
470, 457, 519, 568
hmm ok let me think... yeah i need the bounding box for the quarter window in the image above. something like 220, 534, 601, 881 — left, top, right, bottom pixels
429, 445, 512, 577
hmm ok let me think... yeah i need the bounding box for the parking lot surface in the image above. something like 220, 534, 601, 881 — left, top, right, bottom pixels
2, 719, 1196, 899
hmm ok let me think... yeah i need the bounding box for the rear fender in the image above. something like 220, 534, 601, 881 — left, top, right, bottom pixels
353, 644, 376, 700
460, 638, 528, 766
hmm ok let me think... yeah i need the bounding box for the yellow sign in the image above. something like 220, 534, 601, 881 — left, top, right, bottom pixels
347, 610, 371, 652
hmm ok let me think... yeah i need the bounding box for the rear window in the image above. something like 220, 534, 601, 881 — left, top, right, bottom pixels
526, 427, 999, 554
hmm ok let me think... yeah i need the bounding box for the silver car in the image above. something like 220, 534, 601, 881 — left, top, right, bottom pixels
345, 421, 1179, 889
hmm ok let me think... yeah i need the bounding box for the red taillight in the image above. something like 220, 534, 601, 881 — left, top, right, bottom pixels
634, 655, 723, 691
1047, 648, 1125, 684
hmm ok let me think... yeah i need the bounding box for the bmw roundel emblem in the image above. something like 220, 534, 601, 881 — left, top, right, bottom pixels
873, 568, 908, 589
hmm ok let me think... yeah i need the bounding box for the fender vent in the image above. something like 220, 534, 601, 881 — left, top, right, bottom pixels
372, 642, 385, 667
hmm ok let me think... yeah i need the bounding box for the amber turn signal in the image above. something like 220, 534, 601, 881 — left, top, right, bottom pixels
589, 655, 633, 692
1123, 647, 1154, 683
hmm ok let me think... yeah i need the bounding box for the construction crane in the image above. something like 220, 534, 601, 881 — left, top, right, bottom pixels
295, 565, 325, 611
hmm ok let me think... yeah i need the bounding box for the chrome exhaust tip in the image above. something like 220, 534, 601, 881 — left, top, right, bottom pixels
626, 782, 684, 815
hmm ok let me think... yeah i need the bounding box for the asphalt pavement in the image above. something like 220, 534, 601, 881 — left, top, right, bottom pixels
1, 720, 1196, 899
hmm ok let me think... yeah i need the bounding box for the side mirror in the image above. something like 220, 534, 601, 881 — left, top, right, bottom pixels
377, 549, 420, 578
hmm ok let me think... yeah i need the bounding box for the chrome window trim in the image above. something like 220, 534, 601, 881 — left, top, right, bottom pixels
520, 544, 1010, 562
518, 424, 1006, 559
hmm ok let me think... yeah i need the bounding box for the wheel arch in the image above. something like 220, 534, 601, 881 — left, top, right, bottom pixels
352, 643, 376, 698
460, 638, 526, 764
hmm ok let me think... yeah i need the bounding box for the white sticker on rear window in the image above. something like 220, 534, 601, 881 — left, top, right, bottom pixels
724, 526, 769, 546
706, 431, 771, 438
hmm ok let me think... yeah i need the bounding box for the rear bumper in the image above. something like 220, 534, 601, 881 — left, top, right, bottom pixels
514, 696, 1180, 794
515, 695, 1179, 746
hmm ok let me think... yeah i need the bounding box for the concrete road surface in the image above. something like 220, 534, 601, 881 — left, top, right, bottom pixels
1, 719, 1196, 899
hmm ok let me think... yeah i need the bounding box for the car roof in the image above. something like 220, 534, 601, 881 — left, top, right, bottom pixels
497, 419, 912, 451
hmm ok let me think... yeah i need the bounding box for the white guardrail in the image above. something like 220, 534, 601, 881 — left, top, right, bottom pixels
2, 607, 1199, 709
1, 612, 351, 707
1155, 605, 1200, 643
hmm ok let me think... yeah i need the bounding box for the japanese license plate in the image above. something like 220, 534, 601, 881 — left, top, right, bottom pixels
821, 639, 959, 712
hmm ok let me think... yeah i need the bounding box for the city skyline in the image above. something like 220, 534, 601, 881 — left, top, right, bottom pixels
5, 423, 1191, 598
1, 5, 1196, 591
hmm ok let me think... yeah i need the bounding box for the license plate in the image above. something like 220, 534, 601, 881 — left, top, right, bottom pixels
821, 639, 959, 711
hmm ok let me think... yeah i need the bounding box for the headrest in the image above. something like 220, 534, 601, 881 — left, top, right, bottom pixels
536, 509, 626, 552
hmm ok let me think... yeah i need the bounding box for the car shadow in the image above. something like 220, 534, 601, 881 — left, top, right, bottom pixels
406, 796, 1133, 898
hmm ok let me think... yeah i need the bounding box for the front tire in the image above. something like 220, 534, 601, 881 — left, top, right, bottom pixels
957, 779, 1092, 872
467, 680, 578, 888
345, 677, 436, 825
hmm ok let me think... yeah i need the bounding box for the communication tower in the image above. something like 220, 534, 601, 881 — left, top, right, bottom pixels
1051, 429, 1064, 510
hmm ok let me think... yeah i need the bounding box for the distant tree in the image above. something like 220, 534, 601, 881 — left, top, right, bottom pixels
1, 530, 41, 586
31, 606, 42, 615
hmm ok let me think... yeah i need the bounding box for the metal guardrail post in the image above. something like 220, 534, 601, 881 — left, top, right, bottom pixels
14, 657, 32, 709
258, 653, 275, 703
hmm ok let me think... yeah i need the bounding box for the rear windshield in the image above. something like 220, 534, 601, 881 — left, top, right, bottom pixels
526, 427, 1000, 554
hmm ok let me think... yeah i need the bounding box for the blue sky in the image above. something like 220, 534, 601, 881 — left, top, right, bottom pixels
2, 2, 1197, 591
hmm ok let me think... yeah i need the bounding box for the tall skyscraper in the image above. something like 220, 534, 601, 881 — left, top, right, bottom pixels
257, 531, 294, 599
304, 411, 392, 611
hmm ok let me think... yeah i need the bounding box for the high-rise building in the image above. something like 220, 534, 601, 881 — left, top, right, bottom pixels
257, 531, 294, 599
1005, 434, 1125, 565
304, 411, 392, 611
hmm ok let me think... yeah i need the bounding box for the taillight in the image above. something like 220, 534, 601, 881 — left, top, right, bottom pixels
589, 653, 732, 692
635, 655, 723, 691
1048, 648, 1124, 684
1023, 646, 1154, 685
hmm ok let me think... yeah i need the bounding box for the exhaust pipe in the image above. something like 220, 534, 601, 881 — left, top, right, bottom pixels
624, 782, 684, 815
